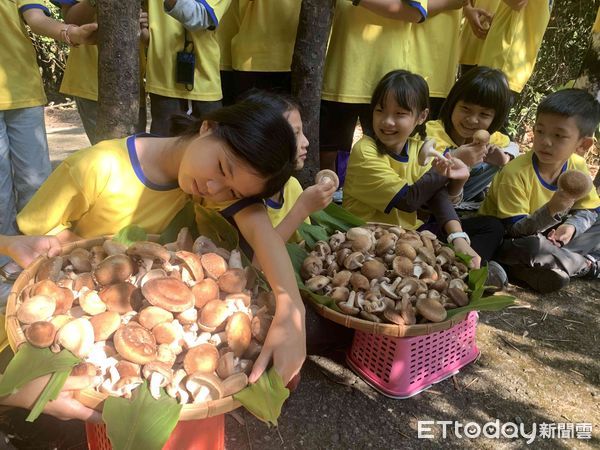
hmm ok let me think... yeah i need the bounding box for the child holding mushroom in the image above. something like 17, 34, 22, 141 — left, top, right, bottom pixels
425, 66, 518, 202
479, 89, 600, 292
343, 70, 507, 288
0, 99, 307, 420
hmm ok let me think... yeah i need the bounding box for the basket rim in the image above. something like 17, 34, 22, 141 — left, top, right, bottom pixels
7, 235, 241, 420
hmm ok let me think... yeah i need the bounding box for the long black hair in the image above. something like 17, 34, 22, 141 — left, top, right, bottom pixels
170, 99, 297, 198
369, 70, 430, 155
439, 66, 512, 136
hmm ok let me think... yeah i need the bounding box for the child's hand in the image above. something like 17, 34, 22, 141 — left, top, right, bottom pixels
453, 142, 488, 167
69, 23, 98, 46
298, 181, 337, 216
453, 238, 482, 269
432, 154, 470, 181
4, 235, 62, 269
1, 374, 101, 422
139, 11, 149, 44
464, 4, 493, 39
547, 224, 576, 248
249, 304, 306, 386
484, 145, 510, 167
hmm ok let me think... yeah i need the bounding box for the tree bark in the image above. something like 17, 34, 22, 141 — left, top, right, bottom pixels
95, 0, 140, 141
291, 0, 335, 187
574, 8, 600, 187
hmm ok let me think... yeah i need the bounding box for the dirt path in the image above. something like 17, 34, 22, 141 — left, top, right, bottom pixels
5, 108, 597, 449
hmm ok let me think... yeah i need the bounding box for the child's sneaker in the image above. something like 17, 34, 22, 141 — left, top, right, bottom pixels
485, 261, 508, 292
508, 265, 570, 293
582, 255, 600, 280
0, 261, 22, 282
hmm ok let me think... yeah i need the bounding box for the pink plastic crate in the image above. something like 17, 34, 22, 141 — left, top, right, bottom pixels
346, 311, 479, 398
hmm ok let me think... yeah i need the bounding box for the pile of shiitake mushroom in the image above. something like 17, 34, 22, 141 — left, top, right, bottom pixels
14, 229, 274, 405
300, 226, 471, 325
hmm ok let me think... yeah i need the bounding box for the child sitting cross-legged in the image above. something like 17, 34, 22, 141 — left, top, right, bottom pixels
479, 89, 600, 293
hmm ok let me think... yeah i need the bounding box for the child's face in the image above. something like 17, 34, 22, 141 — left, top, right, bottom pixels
178, 122, 267, 202
373, 94, 428, 152
285, 108, 309, 170
450, 100, 495, 141
533, 113, 591, 166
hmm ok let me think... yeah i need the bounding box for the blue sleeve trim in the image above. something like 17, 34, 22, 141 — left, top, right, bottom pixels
197, 0, 218, 29
19, 4, 51, 16
384, 184, 410, 214
220, 197, 261, 218
502, 215, 527, 224
51, 0, 78, 5
265, 189, 285, 210
407, 1, 427, 22
127, 135, 180, 191
443, 147, 452, 156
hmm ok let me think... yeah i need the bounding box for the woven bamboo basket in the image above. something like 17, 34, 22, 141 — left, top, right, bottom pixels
303, 222, 471, 337
6, 235, 241, 421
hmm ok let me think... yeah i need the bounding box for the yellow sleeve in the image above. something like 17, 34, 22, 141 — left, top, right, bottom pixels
425, 120, 456, 150
408, 0, 427, 22
345, 139, 408, 214
490, 131, 510, 149
17, 159, 97, 236
16, 0, 51, 13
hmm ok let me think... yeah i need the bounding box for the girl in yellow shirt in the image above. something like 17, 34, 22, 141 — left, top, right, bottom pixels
426, 66, 516, 201
1, 99, 306, 419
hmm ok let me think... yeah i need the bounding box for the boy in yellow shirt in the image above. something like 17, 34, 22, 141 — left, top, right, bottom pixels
479, 89, 600, 292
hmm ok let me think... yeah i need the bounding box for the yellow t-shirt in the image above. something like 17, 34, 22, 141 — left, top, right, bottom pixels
321, 0, 427, 103
410, 9, 461, 98
426, 119, 510, 150
266, 177, 309, 243
477, 0, 550, 93
0, 0, 48, 110
60, 45, 99, 101
594, 7, 600, 32
458, 0, 501, 66
231, 0, 301, 72
146, 0, 231, 101
478, 151, 600, 222
343, 135, 433, 229
16, 136, 190, 237
216, 0, 240, 71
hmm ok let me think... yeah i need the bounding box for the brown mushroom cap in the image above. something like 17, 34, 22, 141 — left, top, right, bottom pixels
17, 295, 56, 324
218, 268, 247, 294
349, 272, 369, 291
383, 309, 405, 325
103, 239, 128, 256
393, 256, 414, 277
360, 260, 386, 280
191, 278, 220, 309
79, 289, 108, 316
89, 311, 121, 341
126, 241, 171, 263
114, 325, 157, 364
225, 312, 252, 357
221, 372, 248, 396
138, 306, 174, 330
395, 241, 417, 260
69, 248, 93, 272
56, 318, 95, 358
94, 254, 134, 286
98, 282, 136, 313
152, 321, 182, 345
185, 372, 224, 402
175, 251, 205, 281
71, 362, 99, 377
176, 308, 198, 325
183, 343, 219, 374
73, 272, 96, 292
224, 292, 252, 308
201, 253, 228, 279
557, 170, 593, 199
472, 129, 490, 145
314, 169, 340, 190
31, 280, 74, 315
416, 297, 448, 323
447, 287, 469, 307
142, 277, 195, 312
36, 256, 64, 282
25, 321, 57, 348
251, 313, 272, 343
198, 299, 231, 332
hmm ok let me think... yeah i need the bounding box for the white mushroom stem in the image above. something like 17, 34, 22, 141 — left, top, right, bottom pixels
121, 380, 143, 399
192, 386, 211, 404
418, 139, 438, 166
149, 372, 166, 399
109, 365, 121, 386
228, 250, 243, 269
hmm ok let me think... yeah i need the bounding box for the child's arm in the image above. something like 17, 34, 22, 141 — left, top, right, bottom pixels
22, 7, 97, 45
0, 235, 62, 269
547, 209, 599, 247
233, 204, 306, 385
505, 204, 563, 238
463, 1, 493, 39
164, 0, 217, 31
60, 1, 96, 26
0, 373, 101, 422
444, 219, 481, 268
274, 181, 336, 243
351, 0, 428, 23
431, 153, 469, 202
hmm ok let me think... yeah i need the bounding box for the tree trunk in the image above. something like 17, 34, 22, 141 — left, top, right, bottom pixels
95, 0, 140, 141
291, 0, 335, 187
574, 8, 600, 187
